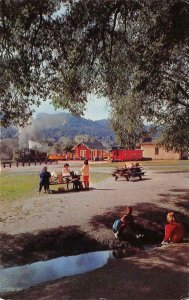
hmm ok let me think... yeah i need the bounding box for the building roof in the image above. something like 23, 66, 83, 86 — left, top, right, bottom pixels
142, 137, 153, 143
73, 141, 107, 150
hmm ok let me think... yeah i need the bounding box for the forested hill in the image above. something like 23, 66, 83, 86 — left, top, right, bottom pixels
36, 113, 115, 143
1, 113, 116, 146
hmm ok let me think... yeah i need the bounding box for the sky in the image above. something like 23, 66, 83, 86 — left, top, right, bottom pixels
34, 95, 110, 121
33, 7, 111, 121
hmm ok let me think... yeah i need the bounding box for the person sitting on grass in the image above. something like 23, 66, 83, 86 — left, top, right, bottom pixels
162, 212, 184, 244
112, 206, 144, 247
112, 215, 128, 239
120, 206, 135, 229
38, 166, 51, 194
113, 207, 136, 238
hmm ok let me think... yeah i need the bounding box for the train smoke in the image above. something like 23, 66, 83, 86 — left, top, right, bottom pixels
18, 113, 67, 148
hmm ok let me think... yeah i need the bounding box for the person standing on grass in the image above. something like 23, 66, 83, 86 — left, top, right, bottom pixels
38, 166, 51, 194
81, 159, 89, 189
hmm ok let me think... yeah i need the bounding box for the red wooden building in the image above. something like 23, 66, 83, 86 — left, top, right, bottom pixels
72, 141, 107, 160
110, 149, 143, 161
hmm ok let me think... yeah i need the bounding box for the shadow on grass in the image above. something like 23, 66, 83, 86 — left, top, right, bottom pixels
114, 178, 152, 182
89, 194, 189, 244
0, 226, 108, 268
49, 187, 91, 194
158, 188, 189, 231
129, 177, 152, 182
89, 203, 166, 244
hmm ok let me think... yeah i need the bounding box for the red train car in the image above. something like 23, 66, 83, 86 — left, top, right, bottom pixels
111, 149, 143, 161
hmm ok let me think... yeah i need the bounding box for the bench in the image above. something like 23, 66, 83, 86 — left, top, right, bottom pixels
112, 167, 146, 181
50, 177, 84, 191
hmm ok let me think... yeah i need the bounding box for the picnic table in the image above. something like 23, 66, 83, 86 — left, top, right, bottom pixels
112, 165, 146, 181
50, 172, 84, 191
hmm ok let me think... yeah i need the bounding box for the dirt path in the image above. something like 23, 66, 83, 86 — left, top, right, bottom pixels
1, 169, 188, 234
0, 167, 189, 299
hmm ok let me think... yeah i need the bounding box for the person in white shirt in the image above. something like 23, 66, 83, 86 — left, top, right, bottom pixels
62, 163, 70, 177
62, 163, 71, 189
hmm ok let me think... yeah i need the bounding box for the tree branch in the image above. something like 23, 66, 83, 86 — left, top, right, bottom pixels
177, 83, 189, 103
109, 7, 120, 61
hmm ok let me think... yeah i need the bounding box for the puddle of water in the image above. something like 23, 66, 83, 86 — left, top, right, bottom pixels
0, 251, 113, 293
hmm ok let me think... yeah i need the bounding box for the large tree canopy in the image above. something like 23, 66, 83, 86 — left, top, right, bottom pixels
1, 0, 189, 150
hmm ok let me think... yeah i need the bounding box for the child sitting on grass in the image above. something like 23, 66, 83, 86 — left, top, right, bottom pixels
112, 215, 127, 238
112, 206, 135, 239
162, 212, 184, 244
112, 206, 143, 241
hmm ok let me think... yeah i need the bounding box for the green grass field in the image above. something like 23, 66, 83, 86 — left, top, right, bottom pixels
0, 173, 38, 202
91, 160, 189, 170
1, 160, 189, 202
0, 171, 111, 202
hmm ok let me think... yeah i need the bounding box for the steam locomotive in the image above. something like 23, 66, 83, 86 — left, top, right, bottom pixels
16, 149, 48, 162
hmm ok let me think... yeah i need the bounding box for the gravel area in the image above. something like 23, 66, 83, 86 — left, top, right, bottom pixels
0, 164, 189, 299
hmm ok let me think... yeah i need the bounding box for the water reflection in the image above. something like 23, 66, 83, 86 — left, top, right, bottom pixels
0, 251, 112, 293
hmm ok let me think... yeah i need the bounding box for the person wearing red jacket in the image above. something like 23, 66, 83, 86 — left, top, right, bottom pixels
162, 212, 184, 244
